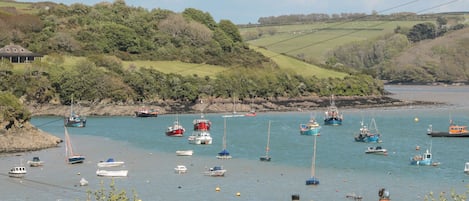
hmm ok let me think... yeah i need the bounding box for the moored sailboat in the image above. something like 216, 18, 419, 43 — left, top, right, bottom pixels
64, 126, 85, 164
64, 95, 86, 128
260, 120, 272, 162
217, 117, 232, 159
306, 131, 320, 185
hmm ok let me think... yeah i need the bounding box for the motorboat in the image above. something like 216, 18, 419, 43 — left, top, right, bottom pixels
174, 165, 188, 174
365, 146, 388, 155
9, 166, 27, 178
97, 158, 125, 168
188, 131, 212, 145
96, 169, 128, 177
27, 157, 44, 167
204, 166, 226, 177
176, 150, 194, 156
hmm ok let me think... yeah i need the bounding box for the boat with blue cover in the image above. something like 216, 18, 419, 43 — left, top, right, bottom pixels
300, 117, 321, 136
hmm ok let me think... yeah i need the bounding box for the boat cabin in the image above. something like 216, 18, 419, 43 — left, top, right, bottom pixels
449, 125, 468, 134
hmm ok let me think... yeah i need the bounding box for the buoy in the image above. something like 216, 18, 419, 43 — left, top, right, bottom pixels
236, 192, 241, 196
215, 186, 220, 192
416, 146, 420, 150
414, 117, 419, 122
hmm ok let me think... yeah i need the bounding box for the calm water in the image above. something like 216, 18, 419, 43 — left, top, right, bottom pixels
3, 85, 469, 201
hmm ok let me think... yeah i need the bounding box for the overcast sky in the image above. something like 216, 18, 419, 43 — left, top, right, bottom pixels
21, 0, 468, 24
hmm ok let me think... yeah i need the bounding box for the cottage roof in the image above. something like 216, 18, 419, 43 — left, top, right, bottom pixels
0, 43, 42, 57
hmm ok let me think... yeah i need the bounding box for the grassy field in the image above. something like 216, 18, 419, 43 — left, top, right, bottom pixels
240, 21, 426, 62
0, 0, 36, 14
250, 46, 346, 79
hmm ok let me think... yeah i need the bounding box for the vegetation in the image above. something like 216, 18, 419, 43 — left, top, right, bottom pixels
86, 180, 140, 201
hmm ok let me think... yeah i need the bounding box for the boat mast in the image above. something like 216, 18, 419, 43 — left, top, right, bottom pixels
265, 120, 271, 157
223, 117, 227, 150
64, 127, 73, 158
311, 134, 317, 178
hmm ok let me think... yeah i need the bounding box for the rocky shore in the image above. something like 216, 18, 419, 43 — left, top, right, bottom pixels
0, 95, 440, 154
27, 95, 439, 116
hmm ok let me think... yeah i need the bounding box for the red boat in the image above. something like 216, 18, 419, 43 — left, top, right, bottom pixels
166, 119, 185, 137
245, 110, 256, 117
193, 115, 211, 131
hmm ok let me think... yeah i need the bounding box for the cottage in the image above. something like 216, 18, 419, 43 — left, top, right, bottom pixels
0, 43, 42, 63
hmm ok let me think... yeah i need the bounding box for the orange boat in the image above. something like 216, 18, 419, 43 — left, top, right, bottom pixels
427, 122, 469, 137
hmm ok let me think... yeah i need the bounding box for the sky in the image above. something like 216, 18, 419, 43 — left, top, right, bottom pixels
20, 0, 469, 24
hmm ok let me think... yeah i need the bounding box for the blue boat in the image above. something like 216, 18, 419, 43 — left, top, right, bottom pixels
354, 118, 381, 143
324, 95, 343, 126
410, 149, 439, 166
300, 117, 321, 135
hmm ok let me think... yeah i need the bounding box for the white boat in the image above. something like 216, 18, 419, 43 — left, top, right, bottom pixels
97, 158, 125, 168
27, 157, 44, 167
217, 118, 232, 159
174, 165, 188, 174
221, 95, 244, 118
260, 120, 272, 162
79, 177, 89, 186
8, 166, 27, 178
188, 131, 212, 145
465, 162, 469, 174
204, 166, 226, 177
96, 169, 128, 177
176, 150, 193, 156
365, 146, 388, 155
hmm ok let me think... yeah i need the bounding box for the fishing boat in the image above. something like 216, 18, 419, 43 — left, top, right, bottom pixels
64, 95, 86, 128
217, 118, 232, 159
64, 126, 85, 164
176, 150, 194, 156
365, 146, 388, 155
324, 95, 343, 126
174, 165, 188, 174
8, 166, 27, 178
97, 158, 125, 168
300, 117, 321, 135
427, 122, 469, 137
188, 131, 212, 145
260, 120, 272, 162
193, 114, 211, 131
27, 157, 44, 167
96, 169, 128, 177
354, 118, 381, 143
204, 166, 226, 177
134, 107, 158, 117
410, 148, 439, 166
306, 131, 320, 185
166, 116, 185, 137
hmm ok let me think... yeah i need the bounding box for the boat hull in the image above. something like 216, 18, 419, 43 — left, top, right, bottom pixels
260, 156, 271, 162
306, 177, 320, 185
355, 135, 380, 143
65, 119, 86, 128
97, 161, 125, 168
68, 156, 85, 164
324, 118, 342, 126
166, 129, 184, 137
96, 170, 128, 177
300, 128, 320, 135
427, 131, 469, 137
176, 150, 194, 156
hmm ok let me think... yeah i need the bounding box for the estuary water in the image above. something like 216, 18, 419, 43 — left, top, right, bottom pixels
1, 85, 469, 201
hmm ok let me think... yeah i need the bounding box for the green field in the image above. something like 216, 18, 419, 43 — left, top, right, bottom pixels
0, 0, 36, 14
240, 21, 426, 62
